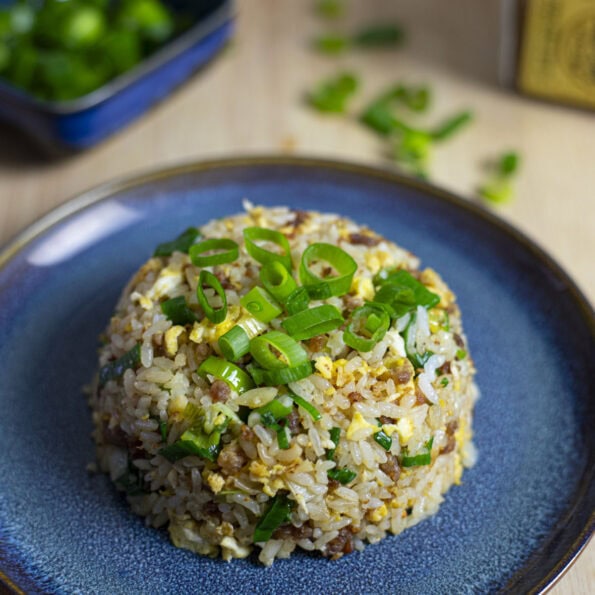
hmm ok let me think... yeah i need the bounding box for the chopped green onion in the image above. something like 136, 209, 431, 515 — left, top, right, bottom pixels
354, 24, 404, 47
440, 377, 449, 387
499, 151, 520, 176
250, 331, 308, 370
153, 227, 200, 257
240, 286, 283, 323
281, 304, 344, 341
285, 287, 310, 314
344, 304, 390, 352
456, 349, 467, 360
115, 462, 146, 496
243, 227, 292, 271
161, 296, 199, 325
276, 426, 291, 449
360, 101, 401, 136
159, 420, 168, 442
197, 270, 227, 324
478, 181, 513, 204
373, 269, 440, 318
189, 238, 239, 267
299, 242, 357, 298
198, 356, 254, 394
98, 343, 141, 387
327, 467, 357, 484
287, 393, 321, 421
218, 325, 251, 362
315, 0, 344, 19
260, 261, 298, 303
253, 493, 294, 542
326, 427, 341, 460
249, 361, 314, 386
374, 428, 392, 451
256, 395, 294, 422
401, 437, 434, 467
313, 34, 349, 54
431, 111, 473, 141
159, 426, 222, 463
307, 72, 359, 113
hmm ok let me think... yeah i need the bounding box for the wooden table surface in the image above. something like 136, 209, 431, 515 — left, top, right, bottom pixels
0, 1, 592, 592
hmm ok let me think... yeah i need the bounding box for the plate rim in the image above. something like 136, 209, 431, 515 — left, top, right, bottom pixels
0, 155, 593, 594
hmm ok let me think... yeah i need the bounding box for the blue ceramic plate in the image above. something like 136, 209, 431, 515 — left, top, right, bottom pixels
0, 157, 593, 594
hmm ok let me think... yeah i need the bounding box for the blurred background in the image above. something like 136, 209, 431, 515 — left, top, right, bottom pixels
0, 0, 593, 590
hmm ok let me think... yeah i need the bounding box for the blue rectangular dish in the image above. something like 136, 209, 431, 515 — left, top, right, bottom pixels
0, 0, 233, 153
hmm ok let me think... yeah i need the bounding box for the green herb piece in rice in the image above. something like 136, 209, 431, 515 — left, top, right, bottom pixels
327, 467, 357, 484
153, 227, 200, 257
254, 493, 295, 542
401, 437, 434, 467
98, 343, 141, 387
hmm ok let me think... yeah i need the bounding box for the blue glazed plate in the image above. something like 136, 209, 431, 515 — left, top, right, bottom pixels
0, 157, 592, 594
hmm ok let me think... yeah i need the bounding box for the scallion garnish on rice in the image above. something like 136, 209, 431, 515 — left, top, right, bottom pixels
249, 331, 309, 370
287, 393, 321, 421
98, 343, 141, 387
161, 296, 199, 325
343, 303, 390, 352
153, 227, 200, 257
189, 238, 239, 267
240, 286, 283, 323
327, 467, 357, 484
243, 226, 293, 271
196, 270, 228, 324
218, 325, 251, 362
401, 437, 434, 467
198, 356, 255, 394
260, 261, 298, 303
300, 242, 358, 299
253, 493, 295, 542
281, 304, 344, 341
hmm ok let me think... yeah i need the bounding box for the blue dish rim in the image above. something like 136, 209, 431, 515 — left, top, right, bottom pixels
0, 0, 234, 114
0, 155, 592, 594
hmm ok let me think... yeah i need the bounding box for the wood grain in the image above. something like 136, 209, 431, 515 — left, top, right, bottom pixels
0, 1, 592, 592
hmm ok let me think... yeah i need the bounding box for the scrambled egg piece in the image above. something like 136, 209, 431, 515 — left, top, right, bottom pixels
368, 504, 388, 523
165, 326, 185, 356
189, 305, 241, 347
206, 472, 225, 494
314, 356, 333, 380
364, 249, 394, 274
346, 412, 378, 440
351, 276, 374, 301
395, 418, 414, 444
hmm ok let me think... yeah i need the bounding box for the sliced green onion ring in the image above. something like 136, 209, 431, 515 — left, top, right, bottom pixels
198, 356, 254, 394
249, 331, 308, 370
281, 304, 344, 341
249, 361, 313, 386
244, 227, 292, 271
260, 261, 298, 303
197, 270, 228, 324
189, 238, 239, 267
374, 429, 392, 451
276, 426, 291, 449
287, 393, 321, 421
240, 286, 282, 323
299, 242, 357, 298
218, 325, 251, 361
343, 304, 390, 352
285, 287, 310, 315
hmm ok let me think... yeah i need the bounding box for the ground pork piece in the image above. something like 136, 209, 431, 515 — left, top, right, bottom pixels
453, 333, 465, 348
380, 454, 401, 483
323, 526, 354, 558
217, 442, 246, 475
391, 364, 412, 385
343, 293, 364, 312
210, 380, 231, 403
348, 391, 363, 403
214, 269, 234, 290
286, 410, 301, 434
327, 478, 340, 491
415, 386, 429, 406
240, 424, 255, 442
378, 415, 395, 425
437, 361, 451, 375
273, 522, 314, 540
440, 420, 459, 455
347, 232, 381, 246
308, 335, 326, 352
